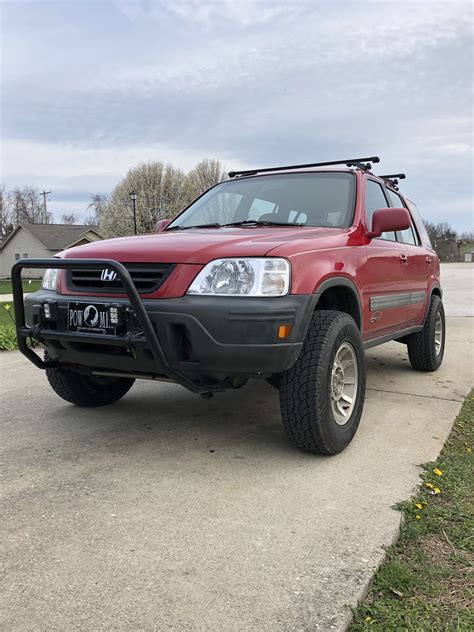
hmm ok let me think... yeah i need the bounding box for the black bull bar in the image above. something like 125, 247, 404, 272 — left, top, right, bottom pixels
11, 258, 201, 393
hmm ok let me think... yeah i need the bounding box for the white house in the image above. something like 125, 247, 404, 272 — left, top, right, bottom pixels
0, 223, 102, 278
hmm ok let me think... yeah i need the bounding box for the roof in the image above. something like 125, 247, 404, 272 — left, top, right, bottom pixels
0, 223, 101, 251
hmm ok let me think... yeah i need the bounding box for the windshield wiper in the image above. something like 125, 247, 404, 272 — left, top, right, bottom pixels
221, 220, 304, 228
166, 222, 222, 231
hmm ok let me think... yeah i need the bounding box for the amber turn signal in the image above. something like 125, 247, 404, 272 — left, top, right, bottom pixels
277, 324, 292, 339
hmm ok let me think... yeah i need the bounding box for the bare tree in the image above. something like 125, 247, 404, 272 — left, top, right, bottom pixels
61, 213, 79, 224
459, 230, 474, 241
99, 159, 227, 238
184, 159, 227, 202
100, 162, 186, 237
0, 185, 52, 242
86, 193, 108, 225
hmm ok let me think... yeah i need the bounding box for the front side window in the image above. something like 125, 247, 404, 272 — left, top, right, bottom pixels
365, 179, 389, 225
168, 172, 356, 229
365, 179, 396, 241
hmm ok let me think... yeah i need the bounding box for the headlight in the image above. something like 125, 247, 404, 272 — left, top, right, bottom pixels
42, 268, 59, 290
187, 258, 290, 296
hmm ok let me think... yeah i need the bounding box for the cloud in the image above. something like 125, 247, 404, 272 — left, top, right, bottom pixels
1, 0, 472, 229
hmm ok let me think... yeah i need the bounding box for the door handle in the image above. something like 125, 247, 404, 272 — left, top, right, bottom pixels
399, 253, 408, 264
425, 256, 432, 265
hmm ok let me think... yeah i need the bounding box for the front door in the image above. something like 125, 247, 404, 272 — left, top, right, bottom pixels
363, 179, 411, 338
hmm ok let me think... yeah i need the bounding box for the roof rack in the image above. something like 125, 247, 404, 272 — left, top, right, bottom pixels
228, 156, 380, 178
380, 173, 406, 190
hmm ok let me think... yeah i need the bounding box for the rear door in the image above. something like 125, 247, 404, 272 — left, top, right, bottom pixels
364, 178, 410, 338
385, 188, 429, 325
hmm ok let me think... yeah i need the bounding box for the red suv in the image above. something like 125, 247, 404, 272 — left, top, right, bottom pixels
13, 156, 445, 455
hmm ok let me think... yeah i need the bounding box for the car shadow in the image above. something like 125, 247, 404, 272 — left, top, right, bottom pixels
46, 378, 309, 460
44, 346, 417, 462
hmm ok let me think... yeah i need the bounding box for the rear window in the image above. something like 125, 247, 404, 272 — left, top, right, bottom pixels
168, 172, 356, 228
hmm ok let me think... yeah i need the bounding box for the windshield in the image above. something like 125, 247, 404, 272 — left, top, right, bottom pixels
167, 172, 355, 229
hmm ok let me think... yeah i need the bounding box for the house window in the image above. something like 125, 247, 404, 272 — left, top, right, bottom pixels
22, 253, 28, 258
14, 253, 20, 261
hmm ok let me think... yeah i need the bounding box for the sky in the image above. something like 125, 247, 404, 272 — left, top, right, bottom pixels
1, 0, 473, 231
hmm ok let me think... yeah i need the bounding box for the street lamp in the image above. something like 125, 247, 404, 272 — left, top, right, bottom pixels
129, 191, 138, 235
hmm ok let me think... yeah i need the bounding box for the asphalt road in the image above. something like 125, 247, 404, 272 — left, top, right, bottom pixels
1, 265, 473, 631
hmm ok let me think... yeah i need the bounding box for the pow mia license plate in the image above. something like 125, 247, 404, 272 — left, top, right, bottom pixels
68, 302, 115, 334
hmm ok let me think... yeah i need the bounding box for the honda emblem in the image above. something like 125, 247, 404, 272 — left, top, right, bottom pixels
100, 268, 117, 282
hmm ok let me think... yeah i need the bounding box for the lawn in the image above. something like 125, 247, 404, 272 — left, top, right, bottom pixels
0, 278, 42, 295
0, 303, 15, 327
350, 392, 474, 631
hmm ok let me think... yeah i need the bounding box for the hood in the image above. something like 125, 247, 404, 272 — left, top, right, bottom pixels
62, 226, 346, 264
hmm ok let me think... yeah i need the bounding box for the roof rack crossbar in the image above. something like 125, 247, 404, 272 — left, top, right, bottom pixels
228, 156, 380, 178
380, 173, 406, 180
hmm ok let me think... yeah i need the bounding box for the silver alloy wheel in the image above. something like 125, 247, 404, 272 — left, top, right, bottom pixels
434, 311, 443, 356
330, 341, 358, 426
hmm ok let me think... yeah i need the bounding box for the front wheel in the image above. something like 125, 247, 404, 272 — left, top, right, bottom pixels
406, 295, 445, 371
279, 311, 366, 455
45, 356, 134, 407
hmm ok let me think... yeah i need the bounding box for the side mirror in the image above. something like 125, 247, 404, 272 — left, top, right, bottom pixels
366, 207, 411, 239
155, 219, 171, 233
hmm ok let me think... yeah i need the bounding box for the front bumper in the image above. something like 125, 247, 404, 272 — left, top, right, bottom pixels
24, 291, 315, 382
14, 259, 316, 392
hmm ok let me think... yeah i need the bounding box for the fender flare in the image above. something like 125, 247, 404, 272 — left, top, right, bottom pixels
422, 282, 443, 325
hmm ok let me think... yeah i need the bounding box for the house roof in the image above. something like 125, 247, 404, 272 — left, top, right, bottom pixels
1, 223, 101, 251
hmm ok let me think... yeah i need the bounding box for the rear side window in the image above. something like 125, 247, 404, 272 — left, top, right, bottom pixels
385, 189, 404, 208
385, 188, 420, 246
365, 179, 396, 241
406, 200, 431, 247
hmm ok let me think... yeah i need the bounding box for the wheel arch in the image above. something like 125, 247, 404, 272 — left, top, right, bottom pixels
313, 277, 362, 330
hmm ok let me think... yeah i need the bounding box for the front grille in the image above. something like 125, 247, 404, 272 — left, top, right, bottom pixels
66, 263, 175, 294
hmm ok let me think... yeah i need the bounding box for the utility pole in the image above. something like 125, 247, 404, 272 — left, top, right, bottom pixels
39, 190, 51, 223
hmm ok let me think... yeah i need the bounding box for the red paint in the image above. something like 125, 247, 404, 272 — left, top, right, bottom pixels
59, 169, 440, 341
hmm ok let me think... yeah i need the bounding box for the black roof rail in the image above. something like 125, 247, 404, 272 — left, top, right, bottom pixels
228, 156, 380, 178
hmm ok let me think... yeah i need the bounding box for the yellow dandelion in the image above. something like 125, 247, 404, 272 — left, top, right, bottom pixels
433, 487, 441, 494
425, 482, 434, 489
364, 616, 373, 624
415, 503, 423, 510
415, 515, 421, 520
433, 468, 443, 476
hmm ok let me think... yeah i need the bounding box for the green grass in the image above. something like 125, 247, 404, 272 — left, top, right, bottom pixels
0, 302, 16, 350
350, 392, 474, 631
0, 278, 42, 295
0, 303, 15, 328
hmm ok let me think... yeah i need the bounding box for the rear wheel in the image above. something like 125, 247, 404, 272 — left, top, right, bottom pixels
407, 295, 445, 371
45, 355, 134, 407
279, 310, 366, 455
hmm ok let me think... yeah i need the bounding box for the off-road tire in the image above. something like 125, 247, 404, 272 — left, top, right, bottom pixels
279, 311, 365, 455
45, 355, 134, 407
407, 295, 445, 371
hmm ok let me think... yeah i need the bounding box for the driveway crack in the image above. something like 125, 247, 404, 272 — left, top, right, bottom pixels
367, 387, 464, 403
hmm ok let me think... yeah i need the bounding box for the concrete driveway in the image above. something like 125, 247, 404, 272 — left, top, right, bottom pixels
1, 265, 473, 631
